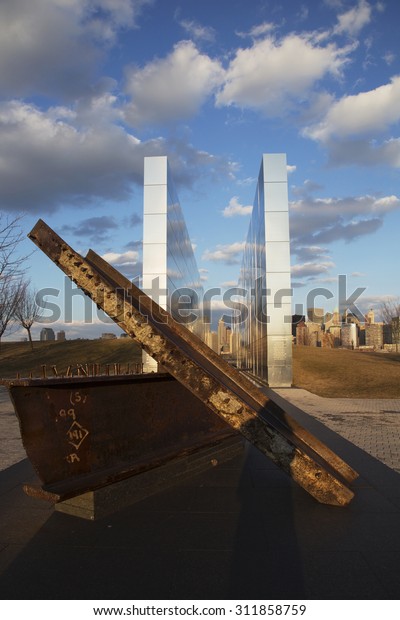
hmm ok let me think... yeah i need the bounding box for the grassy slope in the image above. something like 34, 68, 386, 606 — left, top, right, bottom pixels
0, 339, 142, 379
1, 340, 399, 398
292, 346, 400, 398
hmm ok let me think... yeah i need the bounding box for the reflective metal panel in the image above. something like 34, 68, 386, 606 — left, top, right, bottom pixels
144, 156, 167, 185
235, 154, 292, 387
266, 242, 291, 272
262, 153, 287, 182
143, 213, 167, 244
265, 212, 290, 242
143, 185, 168, 214
265, 304, 292, 335
142, 156, 206, 371
142, 243, 167, 274
264, 183, 289, 212
266, 272, 292, 297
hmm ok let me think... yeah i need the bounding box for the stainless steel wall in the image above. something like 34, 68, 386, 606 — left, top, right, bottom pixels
142, 156, 205, 371
235, 154, 292, 387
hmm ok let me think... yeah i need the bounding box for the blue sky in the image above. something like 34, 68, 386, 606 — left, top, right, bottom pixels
2, 0, 400, 338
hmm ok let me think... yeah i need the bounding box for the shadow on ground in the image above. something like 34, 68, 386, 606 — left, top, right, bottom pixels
0, 411, 399, 599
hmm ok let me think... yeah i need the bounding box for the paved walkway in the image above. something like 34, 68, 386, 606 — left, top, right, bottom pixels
0, 387, 25, 471
272, 389, 400, 474
2, 384, 400, 475
1, 385, 400, 599
3, 384, 400, 475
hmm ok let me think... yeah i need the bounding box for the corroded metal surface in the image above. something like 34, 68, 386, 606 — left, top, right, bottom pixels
28, 219, 357, 506
5, 373, 235, 500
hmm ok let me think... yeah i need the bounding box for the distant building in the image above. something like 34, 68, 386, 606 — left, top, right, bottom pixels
306, 321, 323, 347
324, 310, 341, 331
307, 307, 325, 324
292, 314, 305, 338
295, 321, 323, 346
229, 329, 240, 356
365, 323, 383, 349
217, 318, 228, 352
320, 331, 335, 348
344, 311, 361, 326
101, 333, 117, 340
327, 325, 341, 348
365, 309, 375, 324
383, 323, 392, 345
341, 323, 358, 349
56, 330, 66, 341
40, 328, 55, 341
295, 321, 307, 346
205, 330, 219, 354
332, 310, 341, 325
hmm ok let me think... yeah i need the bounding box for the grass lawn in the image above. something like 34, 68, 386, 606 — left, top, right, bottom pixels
0, 339, 142, 379
0, 339, 399, 398
292, 346, 400, 398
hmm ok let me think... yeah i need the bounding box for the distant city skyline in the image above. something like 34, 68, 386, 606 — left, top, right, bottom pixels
2, 0, 400, 340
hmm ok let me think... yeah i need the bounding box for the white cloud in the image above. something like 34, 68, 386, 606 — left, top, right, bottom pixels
292, 179, 324, 198
90, 0, 153, 30
102, 250, 139, 266
327, 136, 400, 168
62, 216, 119, 242
290, 193, 400, 246
179, 19, 215, 42
0, 99, 236, 213
202, 242, 245, 265
236, 22, 276, 39
124, 40, 224, 126
334, 0, 372, 36
237, 176, 256, 186
383, 51, 395, 66
0, 0, 152, 98
101, 249, 142, 278
304, 76, 400, 141
222, 196, 252, 217
0, 99, 164, 212
160, 136, 238, 186
294, 245, 331, 262
290, 195, 391, 282
291, 261, 335, 278
287, 165, 297, 174
216, 33, 352, 116
221, 280, 238, 288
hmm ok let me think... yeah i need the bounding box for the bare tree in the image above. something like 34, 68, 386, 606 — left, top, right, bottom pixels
0, 277, 24, 348
0, 214, 28, 279
0, 214, 29, 349
380, 298, 400, 352
14, 281, 44, 351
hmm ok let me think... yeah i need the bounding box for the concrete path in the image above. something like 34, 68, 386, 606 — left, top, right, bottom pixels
272, 388, 400, 474
2, 384, 400, 474
0, 387, 25, 471
1, 384, 400, 599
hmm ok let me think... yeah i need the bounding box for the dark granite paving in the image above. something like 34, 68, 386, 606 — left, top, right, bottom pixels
0, 388, 399, 599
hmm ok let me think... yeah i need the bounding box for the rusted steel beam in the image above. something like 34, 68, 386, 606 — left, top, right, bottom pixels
28, 219, 356, 506
5, 373, 236, 501
86, 249, 358, 486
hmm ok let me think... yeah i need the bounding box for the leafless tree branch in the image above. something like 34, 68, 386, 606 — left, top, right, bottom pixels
14, 281, 45, 350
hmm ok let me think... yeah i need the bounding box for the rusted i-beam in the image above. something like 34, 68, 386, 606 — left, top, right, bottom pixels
29, 219, 356, 506
87, 249, 357, 486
